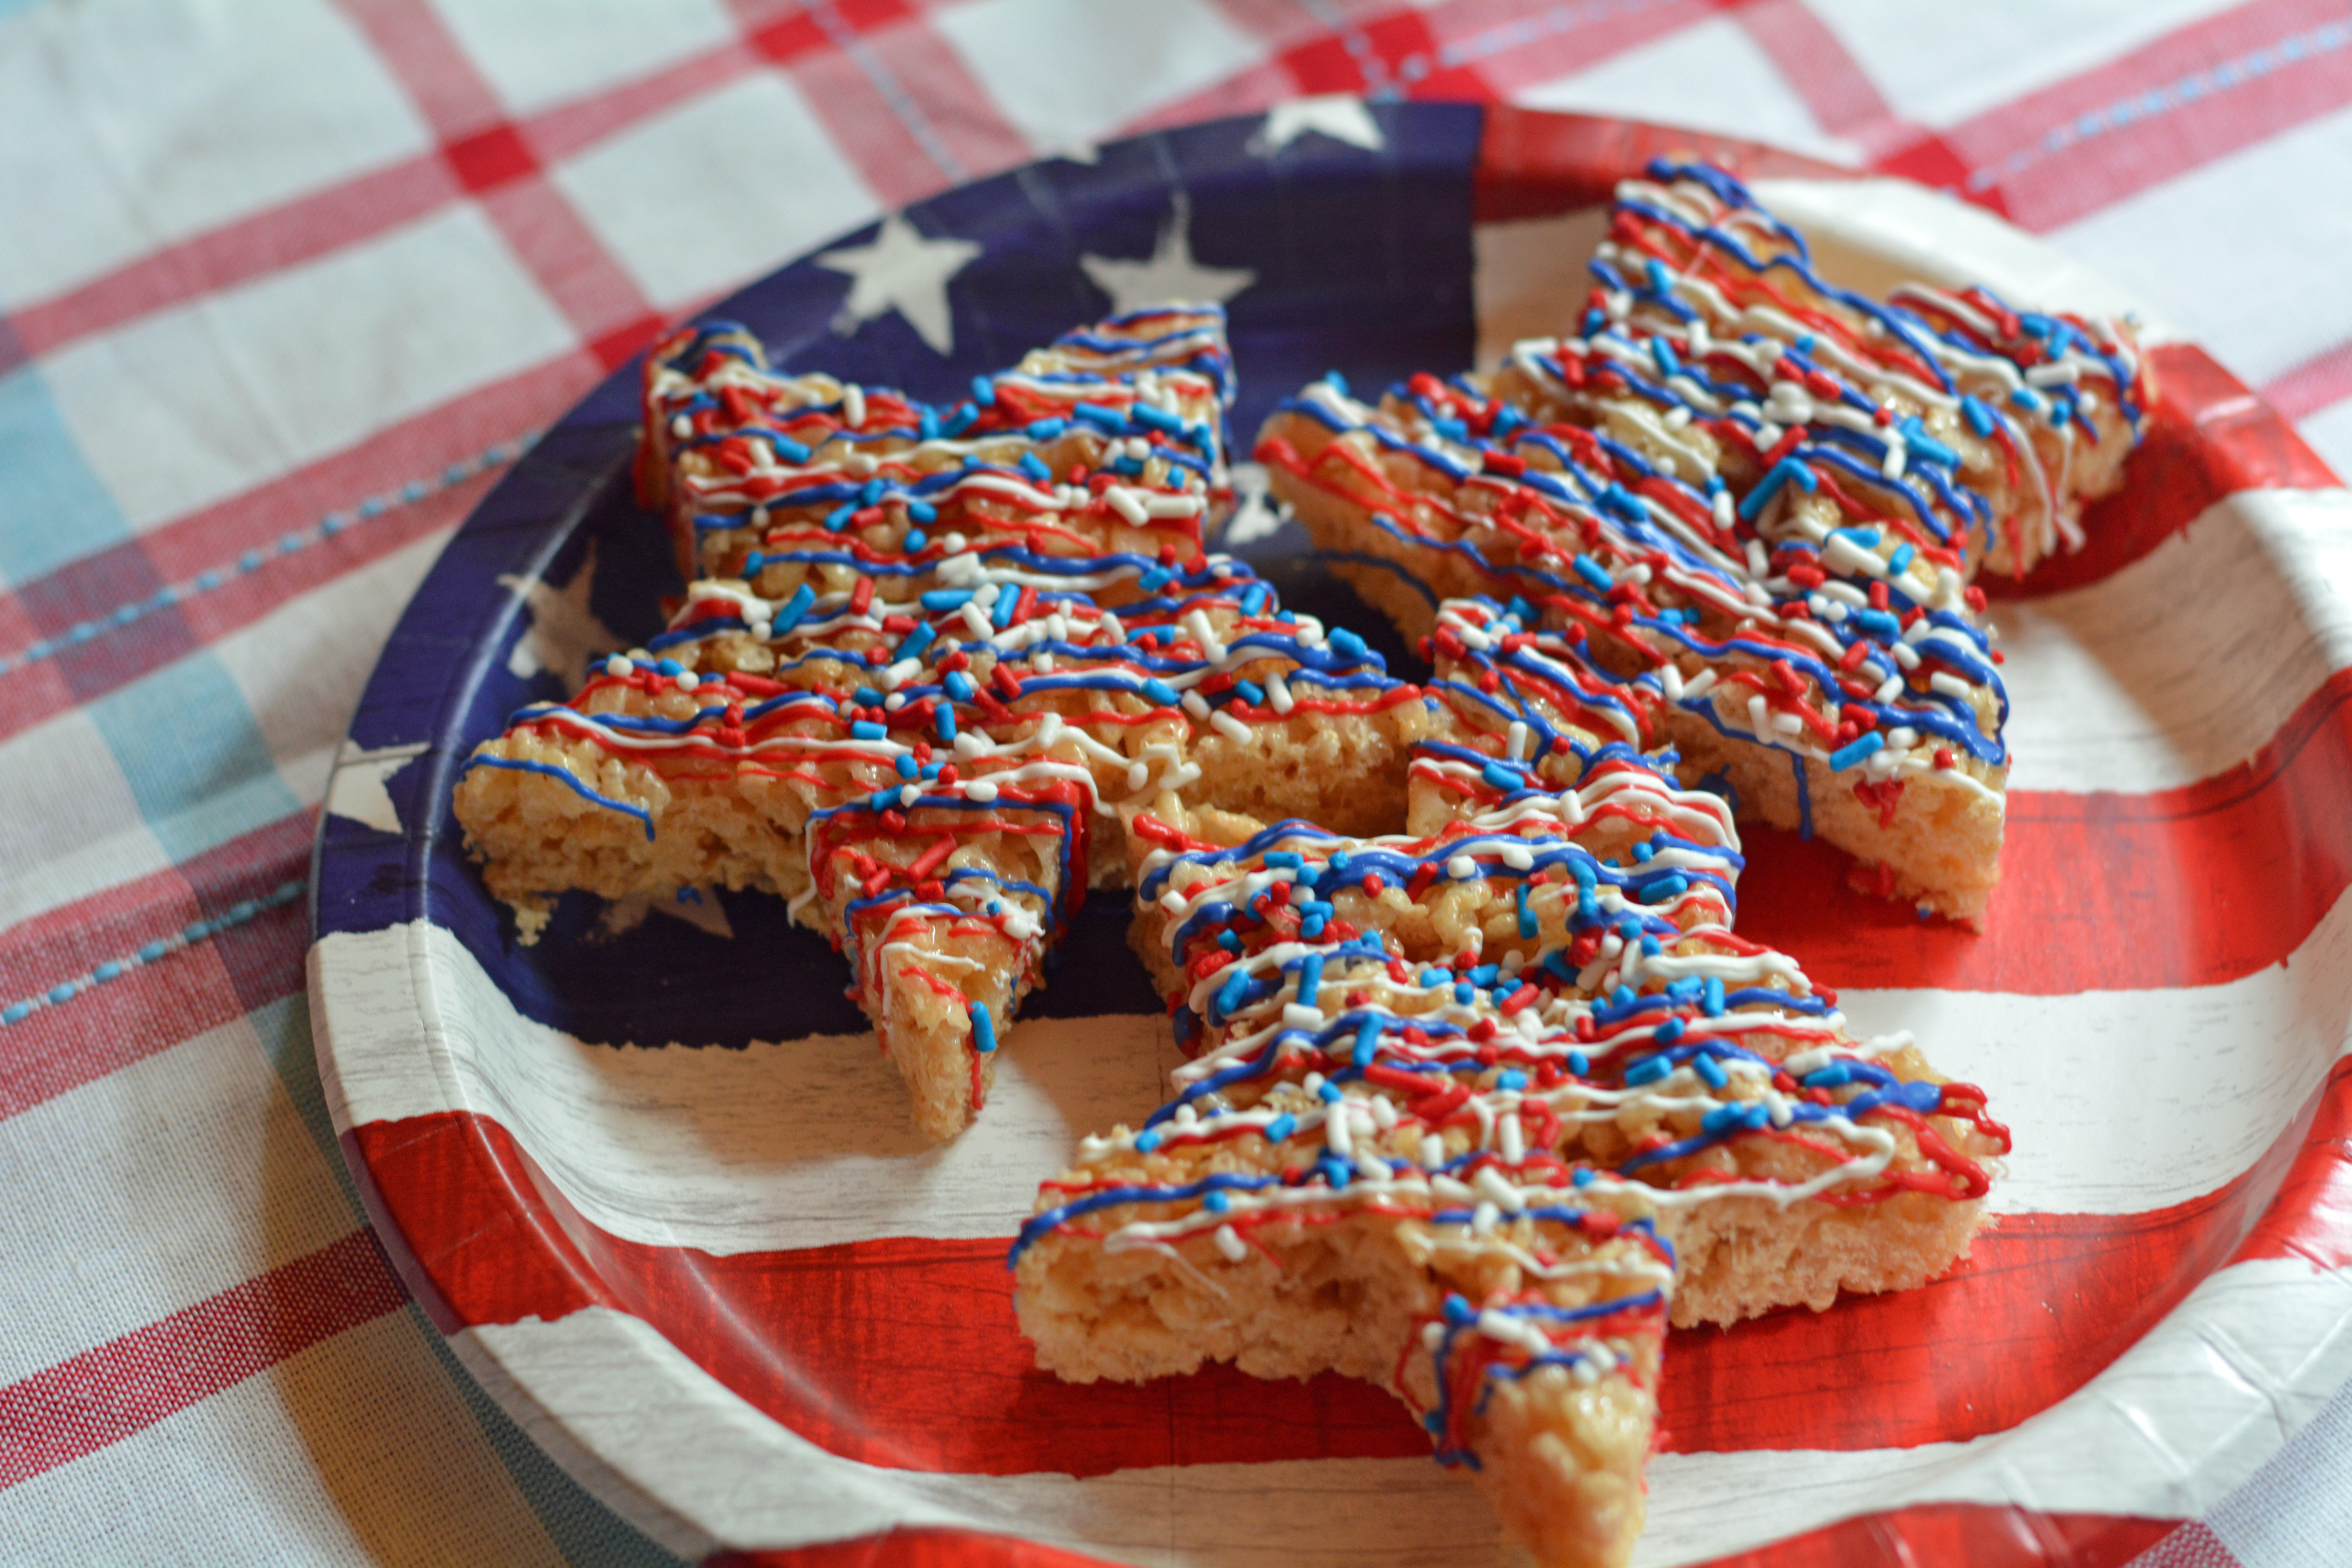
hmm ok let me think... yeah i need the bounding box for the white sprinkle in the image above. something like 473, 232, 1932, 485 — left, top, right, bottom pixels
670, 415, 691, 440
842, 384, 866, 428
1446, 854, 1477, 880
1213, 1225, 1248, 1263
1210, 711, 1250, 743
1505, 721, 1529, 761
967, 781, 999, 802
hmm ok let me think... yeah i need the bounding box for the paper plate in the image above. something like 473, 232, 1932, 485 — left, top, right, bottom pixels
307, 102, 2352, 1568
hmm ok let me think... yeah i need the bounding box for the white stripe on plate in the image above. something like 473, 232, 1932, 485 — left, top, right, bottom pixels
2000, 487, 2352, 795
312, 875, 2352, 1255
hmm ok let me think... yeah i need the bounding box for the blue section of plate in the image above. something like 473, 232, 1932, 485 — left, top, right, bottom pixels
312, 100, 1485, 1050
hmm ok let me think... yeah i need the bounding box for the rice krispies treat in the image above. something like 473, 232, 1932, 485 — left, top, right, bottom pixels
639, 306, 1234, 583
1258, 373, 2011, 923
1572, 162, 2150, 579
1014, 803, 2003, 1567
454, 545, 1435, 1138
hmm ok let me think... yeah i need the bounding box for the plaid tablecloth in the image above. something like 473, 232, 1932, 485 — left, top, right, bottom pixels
5, 2, 2351, 1563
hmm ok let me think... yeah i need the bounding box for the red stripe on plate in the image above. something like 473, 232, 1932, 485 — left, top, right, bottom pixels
1471, 104, 1850, 224
350, 1058, 2348, 1478
1734, 659, 2352, 995
711, 1510, 2183, 1568
0, 1229, 407, 1492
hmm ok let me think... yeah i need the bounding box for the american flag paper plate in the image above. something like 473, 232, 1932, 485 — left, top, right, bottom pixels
306, 103, 2352, 1568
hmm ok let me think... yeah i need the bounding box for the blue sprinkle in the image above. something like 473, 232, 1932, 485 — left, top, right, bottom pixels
1803, 1063, 1857, 1089
1298, 914, 1325, 940
1233, 679, 1265, 706
1961, 396, 1997, 437
903, 529, 928, 553
91, 963, 121, 987
1317, 1081, 1343, 1105
936, 706, 956, 742
1216, 969, 1249, 1020
943, 668, 976, 701
1142, 678, 1180, 706
1297, 955, 1323, 1008
1027, 417, 1067, 440
1443, 1293, 1477, 1327
1495, 1069, 1528, 1092
1572, 554, 1613, 592
655, 658, 684, 676
1624, 1055, 1670, 1086
138, 942, 168, 963
1131, 403, 1182, 434
1642, 874, 1689, 905
969, 1004, 998, 1054
1482, 762, 1523, 792
1702, 976, 1725, 1016
1454, 983, 1474, 1005
971, 376, 996, 404
1204, 1189, 1231, 1213
918, 408, 940, 439
941, 404, 978, 437
1828, 731, 1887, 772
1517, 883, 1537, 939
1855, 608, 1902, 641
907, 500, 937, 524
1654, 1018, 1685, 1045
1133, 1129, 1160, 1151
895, 622, 937, 662
895, 754, 919, 779
1571, 1166, 1596, 1188
823, 503, 857, 532
1072, 401, 1124, 431
771, 583, 817, 636
1694, 1053, 1728, 1090
1018, 451, 1051, 483
1421, 969, 1448, 988
851, 721, 887, 740
1327, 628, 1369, 661
1325, 370, 1350, 396
47, 982, 78, 1003
855, 685, 885, 708
1264, 1112, 1297, 1144
1566, 1050, 1590, 1076
1651, 338, 1681, 377
1887, 542, 1916, 575
1354, 1016, 1381, 1067
1702, 1102, 1771, 1138
0, 1003, 30, 1025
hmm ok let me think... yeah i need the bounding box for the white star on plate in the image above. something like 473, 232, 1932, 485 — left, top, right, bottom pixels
1221, 462, 1286, 547
1250, 95, 1386, 156
1080, 192, 1256, 317
499, 542, 616, 691
817, 213, 985, 356
326, 740, 429, 834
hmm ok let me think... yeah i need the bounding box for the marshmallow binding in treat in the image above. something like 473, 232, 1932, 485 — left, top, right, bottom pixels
1256, 160, 2152, 926
456, 308, 1434, 1140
